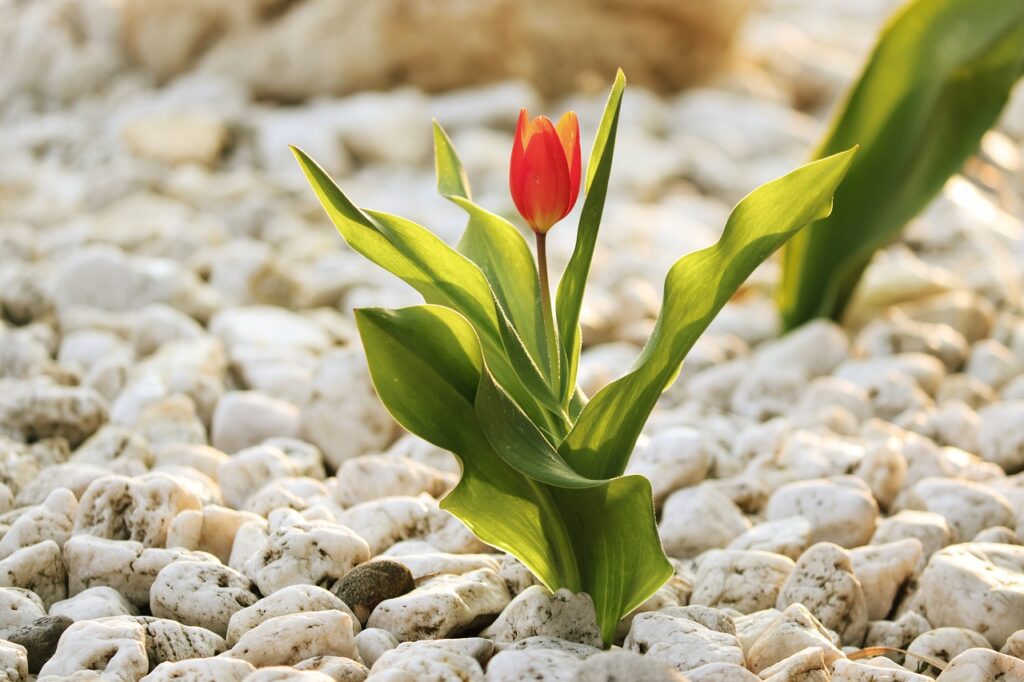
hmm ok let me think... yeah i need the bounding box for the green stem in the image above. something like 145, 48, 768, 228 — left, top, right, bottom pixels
535, 231, 560, 388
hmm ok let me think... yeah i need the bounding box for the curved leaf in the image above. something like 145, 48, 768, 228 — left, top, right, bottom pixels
560, 149, 858, 480
354, 304, 672, 645
555, 69, 626, 404
778, 0, 1024, 328
432, 123, 553, 386
293, 146, 561, 431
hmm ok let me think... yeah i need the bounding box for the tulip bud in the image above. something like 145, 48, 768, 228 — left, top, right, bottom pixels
509, 108, 582, 234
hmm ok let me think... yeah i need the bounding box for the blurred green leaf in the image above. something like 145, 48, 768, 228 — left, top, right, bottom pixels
555, 69, 626, 405
355, 304, 672, 645
293, 146, 564, 431
778, 0, 1024, 328
561, 149, 858, 480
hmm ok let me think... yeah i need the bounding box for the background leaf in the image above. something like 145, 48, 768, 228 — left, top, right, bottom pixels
777, 0, 1024, 329
560, 149, 858, 480
355, 304, 672, 645
555, 69, 626, 404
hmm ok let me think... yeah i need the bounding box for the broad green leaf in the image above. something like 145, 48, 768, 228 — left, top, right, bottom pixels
293, 146, 563, 432
432, 123, 553, 385
555, 69, 626, 404
778, 0, 1024, 329
561, 149, 858, 480
354, 304, 672, 645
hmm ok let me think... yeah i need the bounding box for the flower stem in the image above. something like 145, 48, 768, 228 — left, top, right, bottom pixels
536, 231, 559, 384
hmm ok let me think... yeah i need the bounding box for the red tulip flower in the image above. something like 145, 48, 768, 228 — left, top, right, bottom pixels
510, 109, 582, 234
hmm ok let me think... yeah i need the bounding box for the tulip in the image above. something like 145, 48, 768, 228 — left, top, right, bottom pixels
510, 109, 582, 234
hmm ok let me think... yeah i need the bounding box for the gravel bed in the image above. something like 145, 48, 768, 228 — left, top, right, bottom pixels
2, 0, 1024, 680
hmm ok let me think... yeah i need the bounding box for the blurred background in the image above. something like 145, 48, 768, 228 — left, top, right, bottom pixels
1, 0, 1022, 438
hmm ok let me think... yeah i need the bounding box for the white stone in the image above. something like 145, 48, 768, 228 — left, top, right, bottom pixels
854, 315, 969, 371
368, 568, 511, 642
227, 583, 360, 646
370, 642, 485, 681
217, 443, 313, 509
854, 441, 908, 511
38, 617, 148, 680
898, 478, 1014, 542
73, 472, 202, 547
380, 545, 501, 582
835, 354, 946, 396
978, 401, 1024, 472
850, 539, 923, 621
226, 609, 358, 667
136, 394, 207, 447
907, 627, 991, 673
864, 612, 932, 663
965, 340, 1021, 390
330, 455, 453, 508
727, 518, 811, 561
154, 443, 227, 481
751, 320, 849, 377
299, 349, 396, 469
242, 476, 330, 516
244, 520, 370, 595
481, 586, 601, 647
49, 586, 139, 621
295, 656, 369, 681
142, 657, 254, 682
936, 648, 1024, 681
0, 488, 76, 560
0, 541, 65, 608
625, 428, 713, 504
131, 304, 206, 358
624, 607, 743, 673
776, 542, 868, 645
733, 609, 781, 657
690, 550, 795, 614
355, 627, 398, 668
72, 424, 154, 471
122, 112, 228, 166
485, 646, 584, 682
659, 485, 751, 559
336, 496, 485, 555
211, 391, 301, 454
58, 329, 132, 373
741, 429, 864, 494
0, 640, 27, 682
52, 245, 206, 317
0, 384, 108, 450
150, 560, 257, 637
0, 587, 45, 629
745, 604, 843, 674
765, 476, 878, 548
166, 505, 264, 564
914, 543, 1024, 648
64, 534, 216, 607
757, 646, 830, 680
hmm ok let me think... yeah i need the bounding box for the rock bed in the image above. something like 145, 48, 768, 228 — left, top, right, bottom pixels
3, 0, 1024, 680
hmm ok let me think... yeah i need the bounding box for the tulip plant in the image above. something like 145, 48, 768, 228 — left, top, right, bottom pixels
294, 71, 856, 645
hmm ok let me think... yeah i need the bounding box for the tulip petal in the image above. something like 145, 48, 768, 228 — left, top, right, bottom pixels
556, 111, 582, 218
521, 117, 571, 232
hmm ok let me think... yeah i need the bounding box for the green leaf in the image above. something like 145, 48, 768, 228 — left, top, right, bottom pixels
560, 149, 858, 480
432, 123, 552, 384
293, 145, 561, 432
354, 304, 672, 645
778, 0, 1024, 329
555, 69, 626, 404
